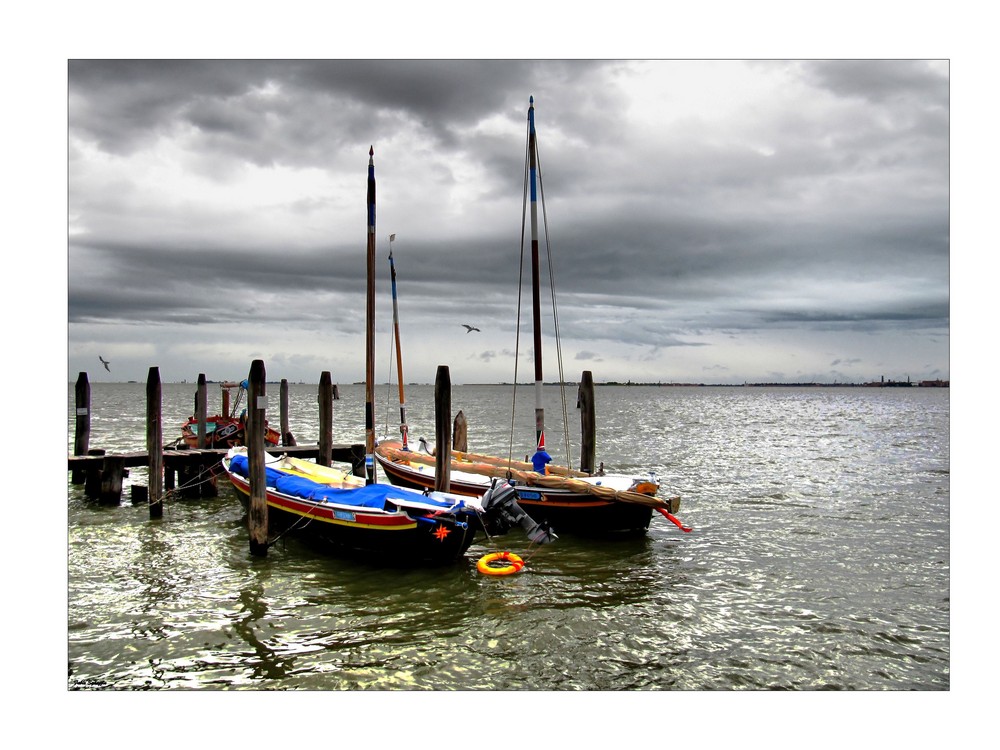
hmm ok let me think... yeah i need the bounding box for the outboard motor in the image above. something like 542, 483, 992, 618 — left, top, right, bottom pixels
480, 480, 557, 544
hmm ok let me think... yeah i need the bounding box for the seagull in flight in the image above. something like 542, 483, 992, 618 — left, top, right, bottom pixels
462, 324, 481, 333
99, 356, 111, 372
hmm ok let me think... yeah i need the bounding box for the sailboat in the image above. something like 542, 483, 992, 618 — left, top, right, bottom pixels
375, 97, 686, 536
223, 147, 555, 564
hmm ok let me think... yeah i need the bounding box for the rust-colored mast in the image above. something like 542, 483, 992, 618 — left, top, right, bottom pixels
365, 146, 377, 484
528, 97, 544, 450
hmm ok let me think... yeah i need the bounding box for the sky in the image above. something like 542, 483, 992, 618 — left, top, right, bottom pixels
65, 56, 950, 386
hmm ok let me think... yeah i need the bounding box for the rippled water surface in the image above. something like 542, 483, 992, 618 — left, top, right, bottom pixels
67, 383, 949, 690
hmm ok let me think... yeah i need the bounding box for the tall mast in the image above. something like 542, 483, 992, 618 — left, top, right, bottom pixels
365, 146, 377, 484
388, 233, 409, 449
528, 96, 544, 449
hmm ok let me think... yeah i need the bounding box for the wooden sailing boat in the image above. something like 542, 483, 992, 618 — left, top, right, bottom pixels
375, 97, 686, 536
178, 381, 281, 449
223, 147, 555, 564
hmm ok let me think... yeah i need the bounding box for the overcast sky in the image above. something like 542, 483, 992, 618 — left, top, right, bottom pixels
65, 57, 949, 386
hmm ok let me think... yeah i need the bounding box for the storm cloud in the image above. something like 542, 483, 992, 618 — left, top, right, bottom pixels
67, 59, 949, 385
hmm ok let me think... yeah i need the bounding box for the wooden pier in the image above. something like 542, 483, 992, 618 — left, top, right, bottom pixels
68, 366, 363, 510
66, 444, 363, 473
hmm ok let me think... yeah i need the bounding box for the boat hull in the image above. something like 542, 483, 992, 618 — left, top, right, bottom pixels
375, 445, 654, 535
507, 486, 653, 536
226, 469, 480, 564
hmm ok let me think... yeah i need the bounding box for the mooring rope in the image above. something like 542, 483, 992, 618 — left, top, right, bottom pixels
265, 511, 318, 548
149, 460, 226, 506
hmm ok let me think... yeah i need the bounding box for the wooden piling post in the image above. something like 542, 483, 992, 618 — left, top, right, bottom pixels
318, 372, 333, 467
247, 359, 268, 557
196, 374, 208, 449
350, 443, 365, 477
280, 379, 296, 446
578, 370, 596, 474
453, 410, 468, 453
84, 448, 105, 498
146, 366, 163, 519
434, 365, 452, 492
178, 461, 201, 499
72, 372, 91, 484
100, 455, 125, 504
200, 457, 218, 497
222, 384, 231, 417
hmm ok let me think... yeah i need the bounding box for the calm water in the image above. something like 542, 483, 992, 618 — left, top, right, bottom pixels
66, 382, 949, 691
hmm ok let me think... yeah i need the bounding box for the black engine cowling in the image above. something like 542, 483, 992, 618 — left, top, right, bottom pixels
480, 480, 557, 544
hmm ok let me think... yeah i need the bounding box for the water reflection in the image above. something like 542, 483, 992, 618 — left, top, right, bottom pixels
229, 569, 288, 682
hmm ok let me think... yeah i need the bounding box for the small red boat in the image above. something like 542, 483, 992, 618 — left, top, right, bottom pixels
179, 381, 281, 449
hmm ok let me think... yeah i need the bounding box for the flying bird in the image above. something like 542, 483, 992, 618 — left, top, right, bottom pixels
99, 356, 111, 372
462, 324, 481, 333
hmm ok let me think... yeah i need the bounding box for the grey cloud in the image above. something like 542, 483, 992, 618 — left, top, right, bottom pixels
67, 60, 949, 385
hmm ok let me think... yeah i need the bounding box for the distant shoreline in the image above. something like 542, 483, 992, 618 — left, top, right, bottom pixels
94, 379, 950, 388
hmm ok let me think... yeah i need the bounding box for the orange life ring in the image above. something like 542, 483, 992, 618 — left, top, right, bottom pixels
476, 550, 525, 576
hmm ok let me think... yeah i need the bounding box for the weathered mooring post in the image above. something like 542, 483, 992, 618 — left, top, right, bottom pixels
70, 372, 120, 504
578, 370, 596, 474
247, 359, 268, 557
146, 366, 163, 519
318, 371, 333, 467
84, 449, 105, 497
434, 365, 452, 492
99, 455, 125, 504
350, 444, 365, 477
72, 372, 91, 484
280, 378, 296, 446
196, 373, 208, 450
453, 410, 467, 453
190, 373, 219, 497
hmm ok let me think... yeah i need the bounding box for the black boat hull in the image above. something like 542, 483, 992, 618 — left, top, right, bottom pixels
377, 454, 653, 535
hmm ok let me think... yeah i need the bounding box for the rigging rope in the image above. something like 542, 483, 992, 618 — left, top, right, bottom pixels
533, 140, 573, 469
507, 116, 531, 473
151, 460, 225, 507
230, 386, 245, 419
383, 316, 397, 439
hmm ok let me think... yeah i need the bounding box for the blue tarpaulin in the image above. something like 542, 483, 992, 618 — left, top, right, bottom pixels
227, 454, 462, 510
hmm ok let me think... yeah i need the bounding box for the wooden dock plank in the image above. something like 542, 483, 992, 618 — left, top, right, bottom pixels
68, 444, 363, 470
